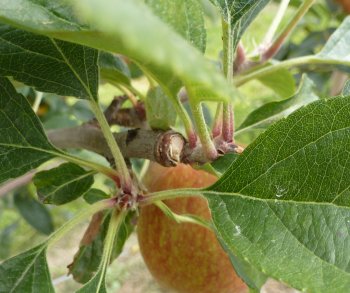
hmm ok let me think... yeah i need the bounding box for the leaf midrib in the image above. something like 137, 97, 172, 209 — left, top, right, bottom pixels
41, 170, 95, 201
219, 125, 350, 196
9, 246, 46, 293
210, 194, 350, 287
50, 38, 94, 99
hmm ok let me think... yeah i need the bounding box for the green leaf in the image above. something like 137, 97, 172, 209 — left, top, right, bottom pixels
205, 96, 350, 291
0, 0, 83, 31
0, 77, 57, 185
145, 0, 206, 52
342, 80, 350, 96
0, 0, 234, 104
69, 211, 134, 283
83, 188, 109, 205
0, 222, 18, 259
210, 0, 270, 49
145, 86, 177, 130
317, 16, 350, 62
76, 270, 106, 293
210, 153, 239, 174
99, 51, 131, 87
206, 194, 350, 293
75, 210, 128, 293
227, 249, 267, 290
0, 24, 98, 100
33, 163, 95, 205
257, 68, 296, 98
237, 75, 319, 134
0, 244, 54, 293
14, 190, 54, 235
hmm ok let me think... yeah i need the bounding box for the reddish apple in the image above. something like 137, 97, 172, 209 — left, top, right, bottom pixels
336, 0, 350, 13
137, 163, 247, 293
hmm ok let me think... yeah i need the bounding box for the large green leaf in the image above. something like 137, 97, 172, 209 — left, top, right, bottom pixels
0, 0, 234, 104
0, 24, 98, 100
145, 0, 206, 53
0, 77, 57, 185
33, 163, 95, 205
213, 96, 350, 204
236, 75, 319, 134
0, 244, 54, 293
206, 194, 350, 292
205, 96, 350, 291
210, 0, 270, 49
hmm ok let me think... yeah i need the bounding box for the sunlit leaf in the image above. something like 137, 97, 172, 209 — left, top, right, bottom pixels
205, 96, 350, 292
237, 75, 319, 134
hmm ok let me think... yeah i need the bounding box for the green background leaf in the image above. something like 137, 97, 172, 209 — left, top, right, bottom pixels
317, 16, 350, 62
145, 86, 177, 130
257, 68, 296, 98
14, 190, 54, 235
342, 80, 350, 96
99, 51, 131, 87
237, 75, 319, 134
34, 162, 95, 205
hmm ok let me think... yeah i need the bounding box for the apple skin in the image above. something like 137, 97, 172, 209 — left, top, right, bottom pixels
137, 163, 247, 293
337, 0, 350, 13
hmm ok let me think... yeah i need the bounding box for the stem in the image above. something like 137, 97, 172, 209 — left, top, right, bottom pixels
262, 0, 315, 61
233, 55, 346, 86
99, 209, 127, 278
56, 151, 118, 178
212, 102, 223, 138
221, 18, 235, 142
32, 91, 44, 113
115, 84, 138, 106
261, 0, 290, 47
47, 198, 115, 247
173, 96, 197, 148
140, 188, 203, 205
89, 99, 132, 189
189, 100, 217, 160
222, 102, 234, 143
154, 201, 213, 230
222, 18, 234, 81
123, 83, 146, 101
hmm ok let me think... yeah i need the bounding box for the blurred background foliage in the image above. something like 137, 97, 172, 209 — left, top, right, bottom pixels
0, 0, 349, 291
